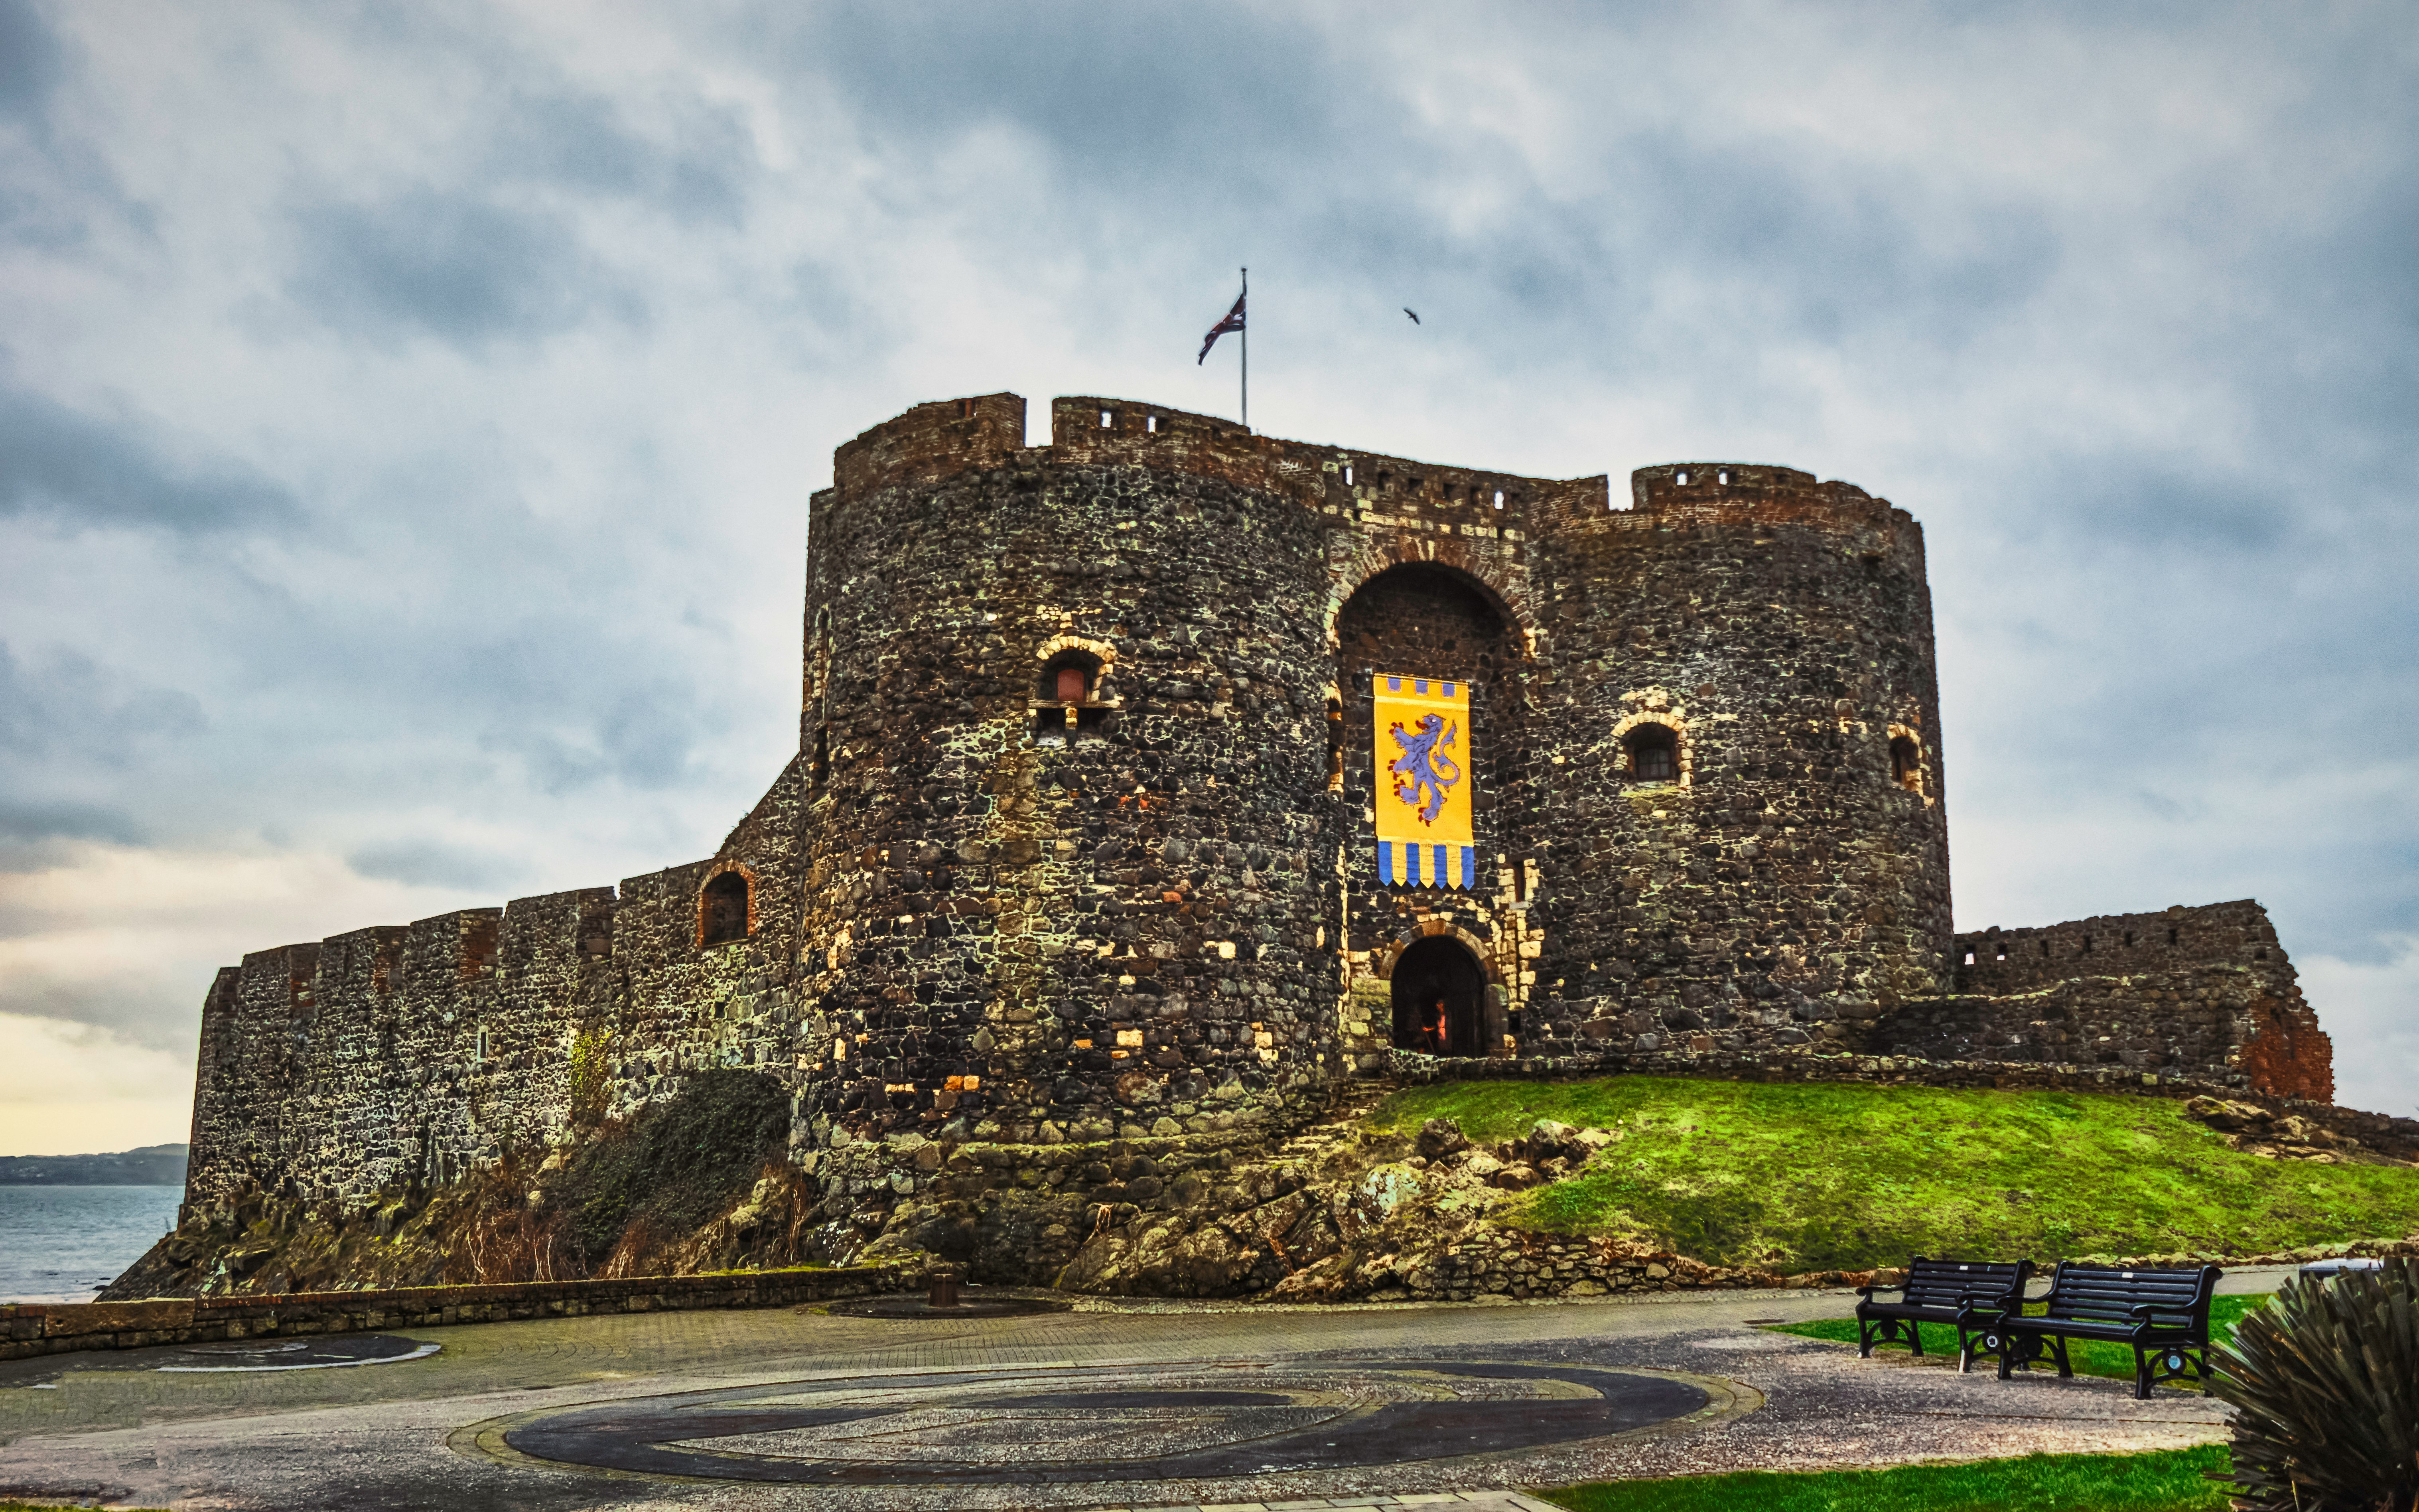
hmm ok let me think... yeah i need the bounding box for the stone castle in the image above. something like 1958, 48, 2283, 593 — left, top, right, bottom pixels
177, 392, 2335, 1276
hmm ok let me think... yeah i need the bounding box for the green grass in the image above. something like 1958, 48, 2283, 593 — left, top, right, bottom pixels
1366, 1076, 2419, 1273
1542, 1445, 2232, 1512
1772, 1295, 2270, 1385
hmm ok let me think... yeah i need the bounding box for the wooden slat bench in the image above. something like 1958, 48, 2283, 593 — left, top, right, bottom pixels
1853, 1257, 2033, 1370
1983, 1261, 2221, 1398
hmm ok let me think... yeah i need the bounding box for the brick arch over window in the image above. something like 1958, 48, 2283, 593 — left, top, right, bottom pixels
1611, 705, 1694, 788
1034, 633, 1118, 692
1325, 542, 1535, 658
1372, 918, 1502, 982
1375, 920, 1506, 1059
698, 862, 757, 948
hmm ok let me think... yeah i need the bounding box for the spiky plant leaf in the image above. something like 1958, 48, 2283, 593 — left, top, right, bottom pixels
2208, 1257, 2419, 1510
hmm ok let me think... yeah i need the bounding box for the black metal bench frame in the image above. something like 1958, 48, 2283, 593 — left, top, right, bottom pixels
1984, 1261, 2221, 1399
1853, 1257, 2033, 1371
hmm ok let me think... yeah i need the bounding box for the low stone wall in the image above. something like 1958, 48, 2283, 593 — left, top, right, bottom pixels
1379, 1044, 2251, 1100
0, 1264, 903, 1363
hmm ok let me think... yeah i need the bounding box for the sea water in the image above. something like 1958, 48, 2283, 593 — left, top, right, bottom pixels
0, 1186, 181, 1303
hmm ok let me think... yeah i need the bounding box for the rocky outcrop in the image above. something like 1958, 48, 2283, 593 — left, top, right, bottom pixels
1010, 1111, 1789, 1304
106, 1071, 828, 1300
102, 1158, 838, 1301
2183, 1096, 2419, 1167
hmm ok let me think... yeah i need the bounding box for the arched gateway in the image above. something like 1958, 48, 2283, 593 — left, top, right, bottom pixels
1390, 934, 1491, 1057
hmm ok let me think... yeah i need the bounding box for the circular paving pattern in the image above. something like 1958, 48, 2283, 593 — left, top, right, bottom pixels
157, 1335, 440, 1372
479, 1358, 1733, 1488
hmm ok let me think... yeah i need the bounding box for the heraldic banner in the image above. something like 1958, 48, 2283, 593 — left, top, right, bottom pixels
1373, 673, 1476, 889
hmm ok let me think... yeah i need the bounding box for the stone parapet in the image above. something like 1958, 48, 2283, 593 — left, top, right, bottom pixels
1378, 1045, 2273, 1102
1954, 899, 2293, 996
0, 1264, 902, 1363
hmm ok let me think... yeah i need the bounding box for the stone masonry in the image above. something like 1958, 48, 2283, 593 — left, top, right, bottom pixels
175, 392, 2336, 1280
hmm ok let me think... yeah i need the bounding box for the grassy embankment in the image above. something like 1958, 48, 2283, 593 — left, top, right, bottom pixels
1368, 1076, 2419, 1273
1544, 1446, 2230, 1512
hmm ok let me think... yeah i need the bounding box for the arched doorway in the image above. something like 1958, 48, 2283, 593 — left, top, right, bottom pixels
1390, 935, 1489, 1057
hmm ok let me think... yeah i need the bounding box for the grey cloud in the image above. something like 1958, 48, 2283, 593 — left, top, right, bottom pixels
0, 798, 144, 876
487, 90, 754, 228
0, 642, 205, 761
0, 643, 190, 872
0, 381, 298, 533
284, 186, 641, 349
0, 0, 60, 121
790, 3, 1344, 177
2016, 458, 2295, 553
780, 5, 2068, 318
486, 680, 711, 797
0, 980, 194, 1055
346, 839, 515, 891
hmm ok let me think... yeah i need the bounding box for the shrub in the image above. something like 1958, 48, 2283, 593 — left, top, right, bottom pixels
2209, 1257, 2419, 1510
565, 1029, 612, 1128
543, 1070, 790, 1269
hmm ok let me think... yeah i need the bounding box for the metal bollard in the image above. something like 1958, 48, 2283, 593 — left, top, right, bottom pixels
927, 1269, 962, 1308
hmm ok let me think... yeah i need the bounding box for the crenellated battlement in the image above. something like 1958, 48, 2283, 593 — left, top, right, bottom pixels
820, 392, 1603, 530
1623, 461, 1912, 542
820, 396, 1920, 566
830, 392, 1029, 499
1954, 899, 2293, 996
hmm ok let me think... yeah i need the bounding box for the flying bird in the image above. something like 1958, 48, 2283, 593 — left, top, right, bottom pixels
1404, 308, 1421, 324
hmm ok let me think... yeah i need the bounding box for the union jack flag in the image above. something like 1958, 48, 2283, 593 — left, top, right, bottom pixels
1197, 292, 1245, 364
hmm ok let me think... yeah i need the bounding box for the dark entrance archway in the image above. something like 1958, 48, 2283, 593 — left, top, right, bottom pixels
1390, 935, 1489, 1057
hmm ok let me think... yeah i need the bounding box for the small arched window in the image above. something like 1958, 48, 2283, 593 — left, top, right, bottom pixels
701, 871, 750, 946
1890, 734, 1922, 792
1037, 652, 1100, 703
1624, 723, 1678, 782
1035, 650, 1108, 743
1325, 695, 1345, 792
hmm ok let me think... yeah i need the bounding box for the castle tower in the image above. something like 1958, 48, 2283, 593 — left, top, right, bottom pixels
790, 396, 1954, 1161
1516, 463, 1954, 1062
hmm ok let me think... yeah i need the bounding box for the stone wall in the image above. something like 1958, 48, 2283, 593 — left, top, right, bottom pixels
1952, 899, 2292, 995
1940, 900, 2330, 1101
1375, 901, 2324, 1103
1, 1265, 899, 1363
172, 390, 2338, 1289
181, 824, 807, 1218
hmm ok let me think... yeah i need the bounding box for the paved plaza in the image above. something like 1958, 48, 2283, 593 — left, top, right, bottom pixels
0, 1273, 2273, 1511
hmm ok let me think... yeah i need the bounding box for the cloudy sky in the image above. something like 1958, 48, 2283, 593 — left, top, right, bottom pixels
2, 0, 2412, 1152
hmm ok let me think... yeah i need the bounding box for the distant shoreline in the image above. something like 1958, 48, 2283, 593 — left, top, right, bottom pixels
0, 1145, 189, 1187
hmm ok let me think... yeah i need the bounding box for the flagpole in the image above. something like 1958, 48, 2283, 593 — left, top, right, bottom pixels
1240, 266, 1248, 432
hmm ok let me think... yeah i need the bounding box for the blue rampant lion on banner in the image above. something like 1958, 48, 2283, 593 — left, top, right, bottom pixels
1389, 714, 1463, 824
